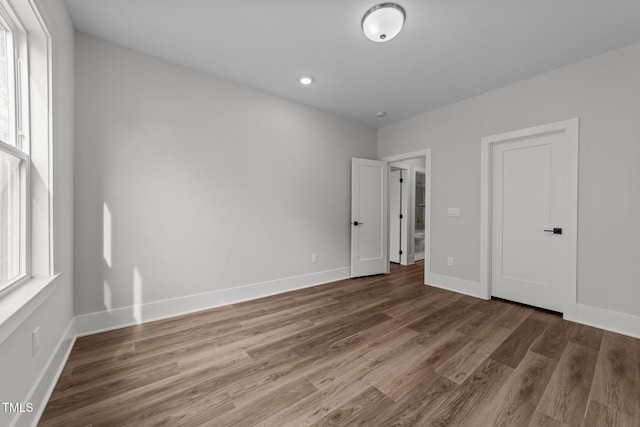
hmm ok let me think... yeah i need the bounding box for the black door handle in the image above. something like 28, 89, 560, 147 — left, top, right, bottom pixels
353, 221, 364, 226
544, 228, 563, 235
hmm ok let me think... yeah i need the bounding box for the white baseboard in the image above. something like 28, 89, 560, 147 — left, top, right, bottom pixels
424, 272, 486, 299
75, 267, 350, 337
11, 317, 76, 427
574, 303, 640, 340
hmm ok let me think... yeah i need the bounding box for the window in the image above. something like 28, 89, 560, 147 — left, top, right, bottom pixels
0, 0, 55, 341
0, 15, 28, 295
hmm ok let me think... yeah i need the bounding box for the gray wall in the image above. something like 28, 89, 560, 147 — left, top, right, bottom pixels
0, 0, 75, 425
379, 42, 640, 317
74, 33, 377, 316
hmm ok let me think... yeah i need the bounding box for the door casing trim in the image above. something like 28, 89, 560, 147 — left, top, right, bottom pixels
480, 118, 579, 320
382, 149, 431, 285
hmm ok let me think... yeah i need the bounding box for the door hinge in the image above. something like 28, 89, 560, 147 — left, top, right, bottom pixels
399, 250, 403, 255
400, 178, 404, 183
399, 214, 403, 219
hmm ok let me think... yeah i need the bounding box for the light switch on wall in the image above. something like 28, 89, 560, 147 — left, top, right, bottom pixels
448, 208, 461, 217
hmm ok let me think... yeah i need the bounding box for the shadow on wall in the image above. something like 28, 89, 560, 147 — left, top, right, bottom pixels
102, 202, 144, 324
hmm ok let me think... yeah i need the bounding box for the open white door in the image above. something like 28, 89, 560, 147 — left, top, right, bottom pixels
351, 158, 388, 277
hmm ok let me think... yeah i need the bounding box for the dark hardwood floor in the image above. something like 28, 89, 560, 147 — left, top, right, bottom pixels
40, 262, 640, 426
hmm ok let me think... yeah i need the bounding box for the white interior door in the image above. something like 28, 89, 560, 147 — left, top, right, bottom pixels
491, 129, 576, 312
389, 170, 401, 263
351, 158, 388, 277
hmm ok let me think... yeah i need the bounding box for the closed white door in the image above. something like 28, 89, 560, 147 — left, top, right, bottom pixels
491, 128, 576, 312
351, 158, 388, 277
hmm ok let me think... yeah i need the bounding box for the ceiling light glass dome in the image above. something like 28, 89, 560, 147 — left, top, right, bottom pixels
362, 3, 406, 42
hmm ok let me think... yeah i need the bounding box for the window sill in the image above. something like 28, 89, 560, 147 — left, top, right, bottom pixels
0, 274, 59, 345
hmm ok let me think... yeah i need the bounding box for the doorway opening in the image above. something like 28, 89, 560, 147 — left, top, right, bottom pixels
389, 166, 408, 265
383, 149, 431, 285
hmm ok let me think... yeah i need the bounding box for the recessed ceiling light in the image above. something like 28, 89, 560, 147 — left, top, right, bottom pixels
299, 75, 314, 85
362, 3, 406, 42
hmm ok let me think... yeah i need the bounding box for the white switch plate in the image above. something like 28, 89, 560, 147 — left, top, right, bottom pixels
447, 257, 454, 266
448, 208, 461, 217
311, 253, 318, 263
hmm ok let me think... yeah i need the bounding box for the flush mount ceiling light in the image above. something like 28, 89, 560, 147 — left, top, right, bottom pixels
299, 75, 314, 85
362, 3, 406, 42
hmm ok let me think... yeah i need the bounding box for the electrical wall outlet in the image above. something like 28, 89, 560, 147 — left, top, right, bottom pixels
447, 257, 454, 267
32, 327, 40, 356
311, 253, 318, 264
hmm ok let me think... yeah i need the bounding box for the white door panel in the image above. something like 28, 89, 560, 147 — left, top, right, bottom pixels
499, 142, 551, 284
351, 158, 388, 277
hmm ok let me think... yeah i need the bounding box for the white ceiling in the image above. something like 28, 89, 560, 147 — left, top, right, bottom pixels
64, 0, 640, 127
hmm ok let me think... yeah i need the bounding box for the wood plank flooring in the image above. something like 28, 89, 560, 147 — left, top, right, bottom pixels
39, 262, 640, 426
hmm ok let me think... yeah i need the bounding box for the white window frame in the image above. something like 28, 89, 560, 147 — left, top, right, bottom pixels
0, 0, 55, 346
0, 3, 30, 297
